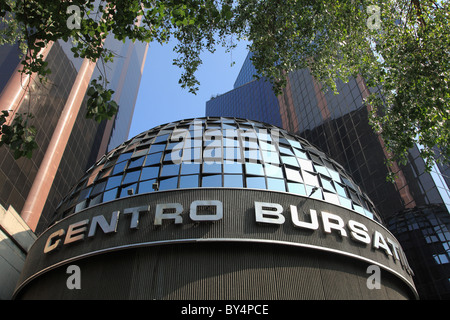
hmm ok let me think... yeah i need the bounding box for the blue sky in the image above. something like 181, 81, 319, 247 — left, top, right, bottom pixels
128, 39, 250, 139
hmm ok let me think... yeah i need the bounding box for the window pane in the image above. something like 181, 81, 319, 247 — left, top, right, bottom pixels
202, 175, 222, 187
267, 178, 286, 192
138, 179, 157, 193
245, 163, 264, 176
123, 170, 141, 185
149, 144, 165, 154
224, 162, 243, 174
265, 164, 283, 178
281, 156, 299, 167
246, 177, 266, 189
224, 147, 241, 162
141, 166, 160, 180
203, 163, 222, 173
224, 175, 243, 187
179, 175, 199, 188
302, 170, 319, 187
288, 182, 306, 196
159, 177, 178, 190
285, 168, 303, 182
160, 164, 180, 177
181, 163, 200, 174
106, 175, 123, 190
145, 152, 163, 165
112, 161, 127, 174
120, 183, 137, 198
128, 156, 145, 169
103, 188, 118, 202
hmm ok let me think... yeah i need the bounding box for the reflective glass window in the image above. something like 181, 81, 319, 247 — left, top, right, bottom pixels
181, 163, 200, 175
202, 175, 222, 187
145, 152, 162, 165
103, 188, 118, 202
159, 177, 178, 190
141, 166, 159, 180
244, 149, 261, 160
294, 148, 308, 159
285, 168, 303, 183
302, 171, 319, 187
261, 150, 279, 165
112, 161, 127, 174
106, 175, 123, 190
321, 176, 336, 192
203, 163, 222, 173
306, 185, 323, 200
279, 146, 294, 156
123, 170, 141, 185
149, 144, 165, 154
91, 181, 106, 196
324, 192, 340, 205
224, 147, 241, 162
120, 183, 137, 198
246, 163, 264, 176
224, 175, 243, 187
160, 164, 180, 177
281, 156, 299, 167
297, 158, 313, 171
288, 182, 306, 196
179, 175, 199, 188
246, 177, 266, 189
117, 152, 132, 163
128, 156, 145, 169
267, 178, 286, 192
224, 162, 243, 174
265, 164, 283, 178
138, 179, 157, 193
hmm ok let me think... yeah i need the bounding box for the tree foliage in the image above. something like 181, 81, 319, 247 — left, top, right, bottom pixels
0, 0, 448, 174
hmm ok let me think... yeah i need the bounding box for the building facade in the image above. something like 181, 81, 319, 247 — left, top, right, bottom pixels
14, 117, 417, 299
205, 52, 450, 299
0, 37, 148, 235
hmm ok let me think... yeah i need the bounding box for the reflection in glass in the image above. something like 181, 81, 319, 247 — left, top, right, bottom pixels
203, 162, 222, 173
123, 170, 141, 185
224, 175, 243, 187
202, 175, 222, 187
267, 178, 286, 192
103, 188, 118, 202
106, 175, 123, 190
288, 182, 306, 196
181, 163, 200, 174
141, 166, 160, 180
159, 177, 178, 190
138, 179, 157, 193
160, 164, 180, 177
180, 175, 199, 188
246, 177, 266, 189
246, 163, 264, 176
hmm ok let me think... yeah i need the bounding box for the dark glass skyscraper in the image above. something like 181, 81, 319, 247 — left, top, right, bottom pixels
205, 51, 450, 299
0, 36, 148, 234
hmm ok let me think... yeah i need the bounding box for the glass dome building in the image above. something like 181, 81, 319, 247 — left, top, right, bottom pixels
52, 117, 381, 225
15, 117, 417, 300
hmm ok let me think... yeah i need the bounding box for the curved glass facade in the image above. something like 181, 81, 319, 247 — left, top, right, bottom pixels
52, 117, 381, 225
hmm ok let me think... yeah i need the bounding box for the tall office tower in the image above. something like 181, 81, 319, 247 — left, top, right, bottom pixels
0, 36, 148, 235
206, 52, 450, 299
